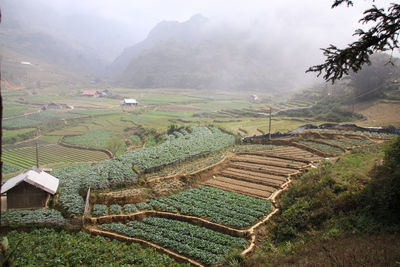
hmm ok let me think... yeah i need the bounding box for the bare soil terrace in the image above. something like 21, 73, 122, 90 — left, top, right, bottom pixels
203, 145, 316, 199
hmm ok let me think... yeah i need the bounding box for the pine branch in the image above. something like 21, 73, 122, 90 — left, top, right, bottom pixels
307, 2, 400, 83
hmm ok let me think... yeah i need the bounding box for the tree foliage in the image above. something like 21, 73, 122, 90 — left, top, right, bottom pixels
349, 53, 399, 101
307, 1, 400, 83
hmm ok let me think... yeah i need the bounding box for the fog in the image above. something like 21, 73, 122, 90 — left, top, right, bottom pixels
1, 0, 390, 90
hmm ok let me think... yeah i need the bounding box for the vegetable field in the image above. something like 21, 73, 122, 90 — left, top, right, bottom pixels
2, 162, 22, 174
119, 127, 235, 173
100, 217, 247, 265
2, 110, 80, 129
63, 129, 115, 148
53, 127, 233, 217
2, 144, 110, 169
1, 209, 65, 225
298, 140, 344, 154
92, 186, 272, 228
6, 229, 187, 266
310, 129, 392, 138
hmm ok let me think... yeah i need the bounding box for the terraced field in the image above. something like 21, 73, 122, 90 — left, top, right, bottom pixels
87, 141, 374, 265
203, 145, 319, 199
2, 144, 110, 169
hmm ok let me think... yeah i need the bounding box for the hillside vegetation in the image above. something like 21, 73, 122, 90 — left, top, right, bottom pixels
246, 137, 400, 266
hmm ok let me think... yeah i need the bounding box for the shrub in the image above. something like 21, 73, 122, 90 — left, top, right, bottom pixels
92, 204, 107, 216
136, 202, 152, 210
109, 204, 122, 215
123, 204, 137, 214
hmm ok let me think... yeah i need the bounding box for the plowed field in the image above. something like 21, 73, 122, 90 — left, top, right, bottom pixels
203, 145, 319, 198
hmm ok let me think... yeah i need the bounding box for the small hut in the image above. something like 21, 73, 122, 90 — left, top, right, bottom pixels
123, 99, 138, 106
1, 168, 59, 209
41, 102, 63, 110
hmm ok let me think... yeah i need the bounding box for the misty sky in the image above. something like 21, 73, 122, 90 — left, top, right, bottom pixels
11, 0, 387, 49
3, 0, 393, 80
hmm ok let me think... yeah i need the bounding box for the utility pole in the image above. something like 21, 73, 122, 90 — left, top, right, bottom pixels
35, 128, 40, 168
35, 140, 39, 168
268, 107, 272, 140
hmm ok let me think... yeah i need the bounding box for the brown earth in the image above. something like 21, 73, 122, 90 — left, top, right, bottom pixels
355, 100, 400, 127
232, 155, 305, 169
91, 188, 147, 205
202, 145, 317, 199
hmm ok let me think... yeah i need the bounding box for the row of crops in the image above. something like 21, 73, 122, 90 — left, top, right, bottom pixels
315, 138, 373, 148
92, 186, 272, 228
100, 217, 247, 265
2, 144, 109, 169
311, 129, 392, 138
147, 152, 226, 178
315, 138, 355, 148
53, 127, 235, 215
63, 129, 115, 148
298, 140, 344, 154
1, 209, 66, 225
2, 110, 80, 129
120, 127, 236, 173
6, 229, 187, 266
298, 137, 376, 155
2, 162, 22, 174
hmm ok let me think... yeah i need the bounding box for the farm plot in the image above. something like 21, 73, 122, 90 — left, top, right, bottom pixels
203, 145, 316, 199
63, 129, 115, 148
340, 138, 375, 145
251, 146, 324, 162
99, 217, 247, 265
309, 129, 392, 139
6, 229, 185, 267
298, 140, 345, 155
2, 144, 109, 169
53, 127, 234, 216
91, 186, 272, 228
2, 110, 80, 129
119, 127, 235, 173
314, 138, 356, 149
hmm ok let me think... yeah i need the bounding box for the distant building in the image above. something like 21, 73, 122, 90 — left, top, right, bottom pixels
100, 89, 111, 97
1, 168, 59, 210
251, 94, 258, 101
82, 90, 99, 97
41, 102, 62, 110
123, 99, 138, 106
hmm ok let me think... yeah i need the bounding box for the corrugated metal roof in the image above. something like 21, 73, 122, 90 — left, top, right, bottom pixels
1, 169, 59, 195
124, 99, 138, 104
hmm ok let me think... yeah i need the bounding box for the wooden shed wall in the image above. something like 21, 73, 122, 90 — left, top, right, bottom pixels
7, 182, 49, 209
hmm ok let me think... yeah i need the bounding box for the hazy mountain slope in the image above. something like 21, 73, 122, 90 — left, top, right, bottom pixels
0, 25, 105, 76
107, 14, 209, 77
1, 0, 137, 78
113, 15, 314, 91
